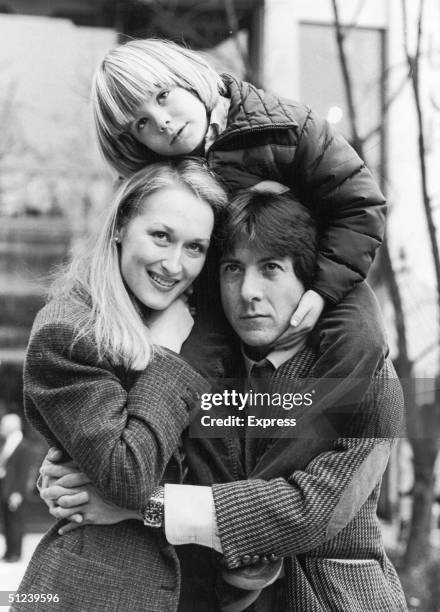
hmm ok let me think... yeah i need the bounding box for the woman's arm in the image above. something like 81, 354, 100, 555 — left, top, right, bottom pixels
44, 437, 392, 550
25, 319, 209, 510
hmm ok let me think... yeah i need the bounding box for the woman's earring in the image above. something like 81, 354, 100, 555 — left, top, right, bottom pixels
114, 235, 120, 244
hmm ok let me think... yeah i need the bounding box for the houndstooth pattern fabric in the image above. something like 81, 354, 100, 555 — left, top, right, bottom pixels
212, 347, 408, 611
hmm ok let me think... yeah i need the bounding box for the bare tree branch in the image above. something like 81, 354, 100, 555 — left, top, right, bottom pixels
415, 0, 424, 61
363, 72, 411, 142
399, 0, 440, 573
331, 0, 410, 383
401, 0, 409, 58
402, 0, 440, 332
223, 0, 253, 80
331, 0, 362, 152
414, 341, 439, 363
343, 0, 367, 38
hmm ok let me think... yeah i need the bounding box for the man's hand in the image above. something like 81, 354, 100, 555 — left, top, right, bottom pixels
250, 180, 290, 194
8, 492, 23, 511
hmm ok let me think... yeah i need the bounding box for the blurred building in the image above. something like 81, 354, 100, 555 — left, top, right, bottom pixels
0, 14, 115, 421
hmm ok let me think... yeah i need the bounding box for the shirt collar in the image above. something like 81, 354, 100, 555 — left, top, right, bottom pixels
242, 341, 306, 378
204, 95, 231, 153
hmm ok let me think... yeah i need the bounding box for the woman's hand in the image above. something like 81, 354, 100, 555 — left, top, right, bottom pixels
38, 447, 91, 522
271, 290, 325, 351
51, 484, 139, 535
38, 447, 138, 533
39, 447, 91, 490
148, 296, 194, 353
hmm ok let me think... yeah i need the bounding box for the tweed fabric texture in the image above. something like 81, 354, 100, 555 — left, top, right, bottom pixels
15, 297, 210, 611
212, 348, 407, 611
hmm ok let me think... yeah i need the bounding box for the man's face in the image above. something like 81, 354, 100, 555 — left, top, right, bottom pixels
220, 240, 305, 348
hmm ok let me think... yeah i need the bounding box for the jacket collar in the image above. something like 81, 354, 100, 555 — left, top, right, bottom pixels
220, 74, 299, 137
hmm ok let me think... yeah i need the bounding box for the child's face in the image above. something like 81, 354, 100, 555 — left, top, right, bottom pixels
130, 87, 208, 156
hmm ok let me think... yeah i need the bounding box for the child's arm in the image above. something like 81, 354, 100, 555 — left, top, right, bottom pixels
312, 281, 388, 396
273, 283, 387, 396
291, 106, 386, 305
268, 290, 324, 352
270, 107, 386, 352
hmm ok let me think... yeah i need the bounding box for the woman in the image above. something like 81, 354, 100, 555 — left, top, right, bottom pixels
13, 159, 227, 611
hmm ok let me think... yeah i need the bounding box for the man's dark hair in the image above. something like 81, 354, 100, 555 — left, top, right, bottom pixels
217, 190, 318, 288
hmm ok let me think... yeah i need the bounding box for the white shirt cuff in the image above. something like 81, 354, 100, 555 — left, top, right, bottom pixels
164, 484, 222, 553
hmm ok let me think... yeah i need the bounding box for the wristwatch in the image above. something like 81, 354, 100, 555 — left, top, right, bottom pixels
141, 486, 165, 528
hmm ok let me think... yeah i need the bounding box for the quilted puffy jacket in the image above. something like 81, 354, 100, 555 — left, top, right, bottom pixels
207, 75, 386, 304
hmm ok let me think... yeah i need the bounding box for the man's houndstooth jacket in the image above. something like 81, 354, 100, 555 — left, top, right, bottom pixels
208, 346, 408, 611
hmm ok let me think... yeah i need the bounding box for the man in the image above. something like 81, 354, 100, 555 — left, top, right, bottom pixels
39, 190, 407, 611
163, 190, 407, 611
0, 413, 32, 562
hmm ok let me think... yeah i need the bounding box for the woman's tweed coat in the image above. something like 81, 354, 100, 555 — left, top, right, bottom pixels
15, 297, 209, 612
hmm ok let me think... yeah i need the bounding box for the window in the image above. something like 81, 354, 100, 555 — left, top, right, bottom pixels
299, 22, 385, 184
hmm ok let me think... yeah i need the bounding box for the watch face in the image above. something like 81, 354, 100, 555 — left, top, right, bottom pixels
143, 500, 163, 528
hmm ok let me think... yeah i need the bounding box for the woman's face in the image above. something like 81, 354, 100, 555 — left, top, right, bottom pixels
119, 187, 214, 310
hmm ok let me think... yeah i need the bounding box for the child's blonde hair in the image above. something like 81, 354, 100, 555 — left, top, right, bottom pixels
92, 38, 226, 177
50, 158, 228, 370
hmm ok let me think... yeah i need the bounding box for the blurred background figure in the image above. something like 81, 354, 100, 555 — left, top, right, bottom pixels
0, 413, 32, 563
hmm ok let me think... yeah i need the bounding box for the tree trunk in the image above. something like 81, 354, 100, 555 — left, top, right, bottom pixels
400, 0, 440, 571
404, 435, 437, 567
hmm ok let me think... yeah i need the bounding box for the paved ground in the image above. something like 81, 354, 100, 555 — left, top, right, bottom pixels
0, 533, 43, 609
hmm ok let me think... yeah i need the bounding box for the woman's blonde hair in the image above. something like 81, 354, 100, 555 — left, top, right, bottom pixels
50, 159, 227, 371
91, 38, 226, 178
